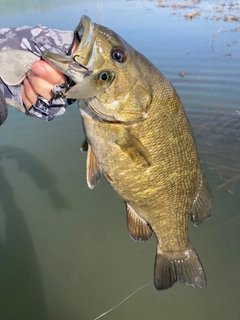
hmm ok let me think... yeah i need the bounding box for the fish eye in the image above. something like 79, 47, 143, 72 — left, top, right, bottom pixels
111, 48, 126, 63
100, 72, 108, 81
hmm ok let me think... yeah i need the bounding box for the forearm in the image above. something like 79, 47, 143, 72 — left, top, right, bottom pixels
0, 25, 74, 56
0, 25, 76, 121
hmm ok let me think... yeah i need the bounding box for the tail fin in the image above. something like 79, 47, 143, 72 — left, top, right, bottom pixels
154, 242, 206, 290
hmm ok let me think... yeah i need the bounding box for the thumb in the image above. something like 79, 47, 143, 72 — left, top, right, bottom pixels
31, 60, 66, 85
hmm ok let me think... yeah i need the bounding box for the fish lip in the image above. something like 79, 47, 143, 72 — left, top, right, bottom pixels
75, 15, 95, 51
42, 51, 74, 72
75, 15, 90, 44
73, 15, 98, 69
80, 105, 118, 124
42, 52, 88, 83
88, 103, 118, 123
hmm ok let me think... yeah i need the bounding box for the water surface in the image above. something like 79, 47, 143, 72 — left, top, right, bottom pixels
0, 1, 239, 320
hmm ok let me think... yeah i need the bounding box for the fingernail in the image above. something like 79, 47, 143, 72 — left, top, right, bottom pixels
27, 70, 35, 80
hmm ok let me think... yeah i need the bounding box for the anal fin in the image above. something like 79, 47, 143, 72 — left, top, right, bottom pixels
86, 145, 101, 189
126, 203, 152, 241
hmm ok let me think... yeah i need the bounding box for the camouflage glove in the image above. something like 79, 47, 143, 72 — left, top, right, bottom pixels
0, 25, 75, 121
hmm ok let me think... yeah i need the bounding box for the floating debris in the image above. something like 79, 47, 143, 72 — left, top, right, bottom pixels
214, 6, 223, 13
171, 4, 187, 9
178, 71, 188, 77
224, 14, 239, 21
156, 0, 168, 8
154, 0, 240, 23
184, 10, 201, 19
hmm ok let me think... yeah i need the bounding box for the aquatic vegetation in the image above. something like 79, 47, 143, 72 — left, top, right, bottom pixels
184, 10, 201, 19
154, 0, 240, 22
224, 14, 239, 21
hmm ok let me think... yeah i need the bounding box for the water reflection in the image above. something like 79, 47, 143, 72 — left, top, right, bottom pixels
0, 156, 47, 320
0, 146, 74, 320
0, 146, 72, 210
191, 107, 240, 193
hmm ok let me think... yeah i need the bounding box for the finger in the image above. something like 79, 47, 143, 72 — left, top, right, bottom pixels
31, 60, 66, 85
22, 90, 32, 109
27, 71, 55, 100
23, 77, 38, 107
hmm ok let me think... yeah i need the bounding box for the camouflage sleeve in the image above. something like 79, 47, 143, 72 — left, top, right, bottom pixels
0, 25, 75, 121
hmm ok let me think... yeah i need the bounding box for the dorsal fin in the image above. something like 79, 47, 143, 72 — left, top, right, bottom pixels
86, 145, 101, 189
190, 173, 213, 226
126, 203, 152, 241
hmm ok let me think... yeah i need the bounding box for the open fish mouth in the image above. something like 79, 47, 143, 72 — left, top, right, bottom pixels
72, 15, 98, 69
42, 16, 101, 101
43, 16, 115, 101
41, 52, 87, 84
42, 16, 97, 82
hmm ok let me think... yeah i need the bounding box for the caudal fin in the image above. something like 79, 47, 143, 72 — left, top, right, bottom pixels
154, 242, 206, 290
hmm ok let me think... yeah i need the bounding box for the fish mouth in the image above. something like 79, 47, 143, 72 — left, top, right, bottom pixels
42, 52, 88, 84
42, 16, 98, 84
73, 15, 99, 69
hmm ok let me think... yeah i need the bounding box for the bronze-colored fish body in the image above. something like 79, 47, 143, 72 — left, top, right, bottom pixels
43, 16, 213, 290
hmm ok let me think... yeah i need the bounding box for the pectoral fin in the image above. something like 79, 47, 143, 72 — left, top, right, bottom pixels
86, 145, 101, 189
115, 128, 153, 167
126, 203, 152, 241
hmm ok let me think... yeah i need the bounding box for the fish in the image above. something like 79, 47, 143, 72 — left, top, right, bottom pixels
43, 15, 213, 290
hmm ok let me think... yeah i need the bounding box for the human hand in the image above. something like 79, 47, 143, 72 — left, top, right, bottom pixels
22, 60, 66, 109
22, 40, 79, 109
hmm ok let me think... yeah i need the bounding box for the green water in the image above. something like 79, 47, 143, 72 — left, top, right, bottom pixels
0, 1, 239, 319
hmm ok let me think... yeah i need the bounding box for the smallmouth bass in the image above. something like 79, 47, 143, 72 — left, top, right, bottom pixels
43, 16, 213, 290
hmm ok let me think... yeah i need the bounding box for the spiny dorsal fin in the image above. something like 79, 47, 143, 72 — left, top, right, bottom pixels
126, 203, 152, 241
86, 145, 101, 189
190, 173, 213, 226
115, 129, 153, 167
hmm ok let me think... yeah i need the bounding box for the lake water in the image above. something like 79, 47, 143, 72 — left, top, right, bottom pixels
0, 1, 239, 319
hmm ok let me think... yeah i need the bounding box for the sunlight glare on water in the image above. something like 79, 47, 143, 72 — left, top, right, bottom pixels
0, 1, 239, 320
